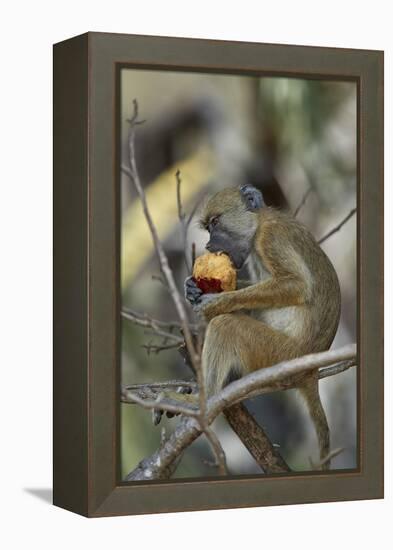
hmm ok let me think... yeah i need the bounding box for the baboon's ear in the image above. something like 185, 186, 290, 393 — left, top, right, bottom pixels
240, 185, 264, 211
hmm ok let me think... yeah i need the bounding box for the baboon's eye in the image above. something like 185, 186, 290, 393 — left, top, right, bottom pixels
210, 216, 219, 227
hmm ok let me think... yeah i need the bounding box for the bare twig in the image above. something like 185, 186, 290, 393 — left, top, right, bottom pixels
191, 242, 196, 266
186, 197, 203, 229
126, 100, 146, 126
176, 170, 191, 274
174, 165, 226, 470
121, 388, 198, 418
151, 273, 168, 288
142, 342, 182, 354
125, 344, 356, 480
122, 307, 182, 332
121, 307, 200, 354
126, 100, 198, 366
126, 100, 225, 473
309, 447, 344, 470
318, 208, 356, 245
121, 308, 184, 344
204, 427, 228, 475
121, 164, 133, 179
294, 186, 312, 217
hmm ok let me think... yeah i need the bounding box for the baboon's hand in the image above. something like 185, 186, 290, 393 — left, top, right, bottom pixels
195, 293, 222, 317
184, 276, 203, 307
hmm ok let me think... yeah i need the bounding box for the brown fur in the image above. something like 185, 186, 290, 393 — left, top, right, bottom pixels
198, 189, 341, 469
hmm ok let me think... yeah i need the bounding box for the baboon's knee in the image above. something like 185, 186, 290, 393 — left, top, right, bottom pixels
202, 314, 242, 396
204, 314, 235, 347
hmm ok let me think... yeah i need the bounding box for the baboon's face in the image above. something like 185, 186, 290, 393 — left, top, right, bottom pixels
200, 186, 263, 269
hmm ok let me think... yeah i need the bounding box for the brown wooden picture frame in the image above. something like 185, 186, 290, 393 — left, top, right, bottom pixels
53, 32, 384, 517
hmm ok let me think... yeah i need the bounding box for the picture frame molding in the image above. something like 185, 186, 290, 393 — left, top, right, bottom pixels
53, 31, 384, 517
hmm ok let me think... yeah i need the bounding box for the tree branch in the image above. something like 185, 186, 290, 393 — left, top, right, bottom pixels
203, 427, 228, 475
141, 341, 183, 354
121, 358, 355, 411
124, 379, 197, 393
309, 447, 344, 470
293, 186, 312, 217
186, 196, 203, 229
126, 100, 225, 474
318, 208, 356, 244
176, 169, 191, 274
224, 404, 290, 473
121, 164, 133, 179
126, 102, 196, 364
207, 344, 355, 419
121, 308, 185, 343
125, 344, 356, 480
318, 359, 355, 379
121, 387, 198, 418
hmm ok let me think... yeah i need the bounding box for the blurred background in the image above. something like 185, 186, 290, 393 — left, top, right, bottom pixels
120, 68, 357, 480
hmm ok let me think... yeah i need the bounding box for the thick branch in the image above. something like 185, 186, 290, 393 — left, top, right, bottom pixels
122, 358, 356, 417
126, 415, 200, 481
207, 344, 355, 420
224, 404, 290, 473
233, 358, 357, 402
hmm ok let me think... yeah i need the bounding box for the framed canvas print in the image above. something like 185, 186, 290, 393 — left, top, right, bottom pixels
53, 32, 383, 517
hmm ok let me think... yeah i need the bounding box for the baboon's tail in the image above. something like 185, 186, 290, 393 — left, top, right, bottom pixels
299, 377, 330, 470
